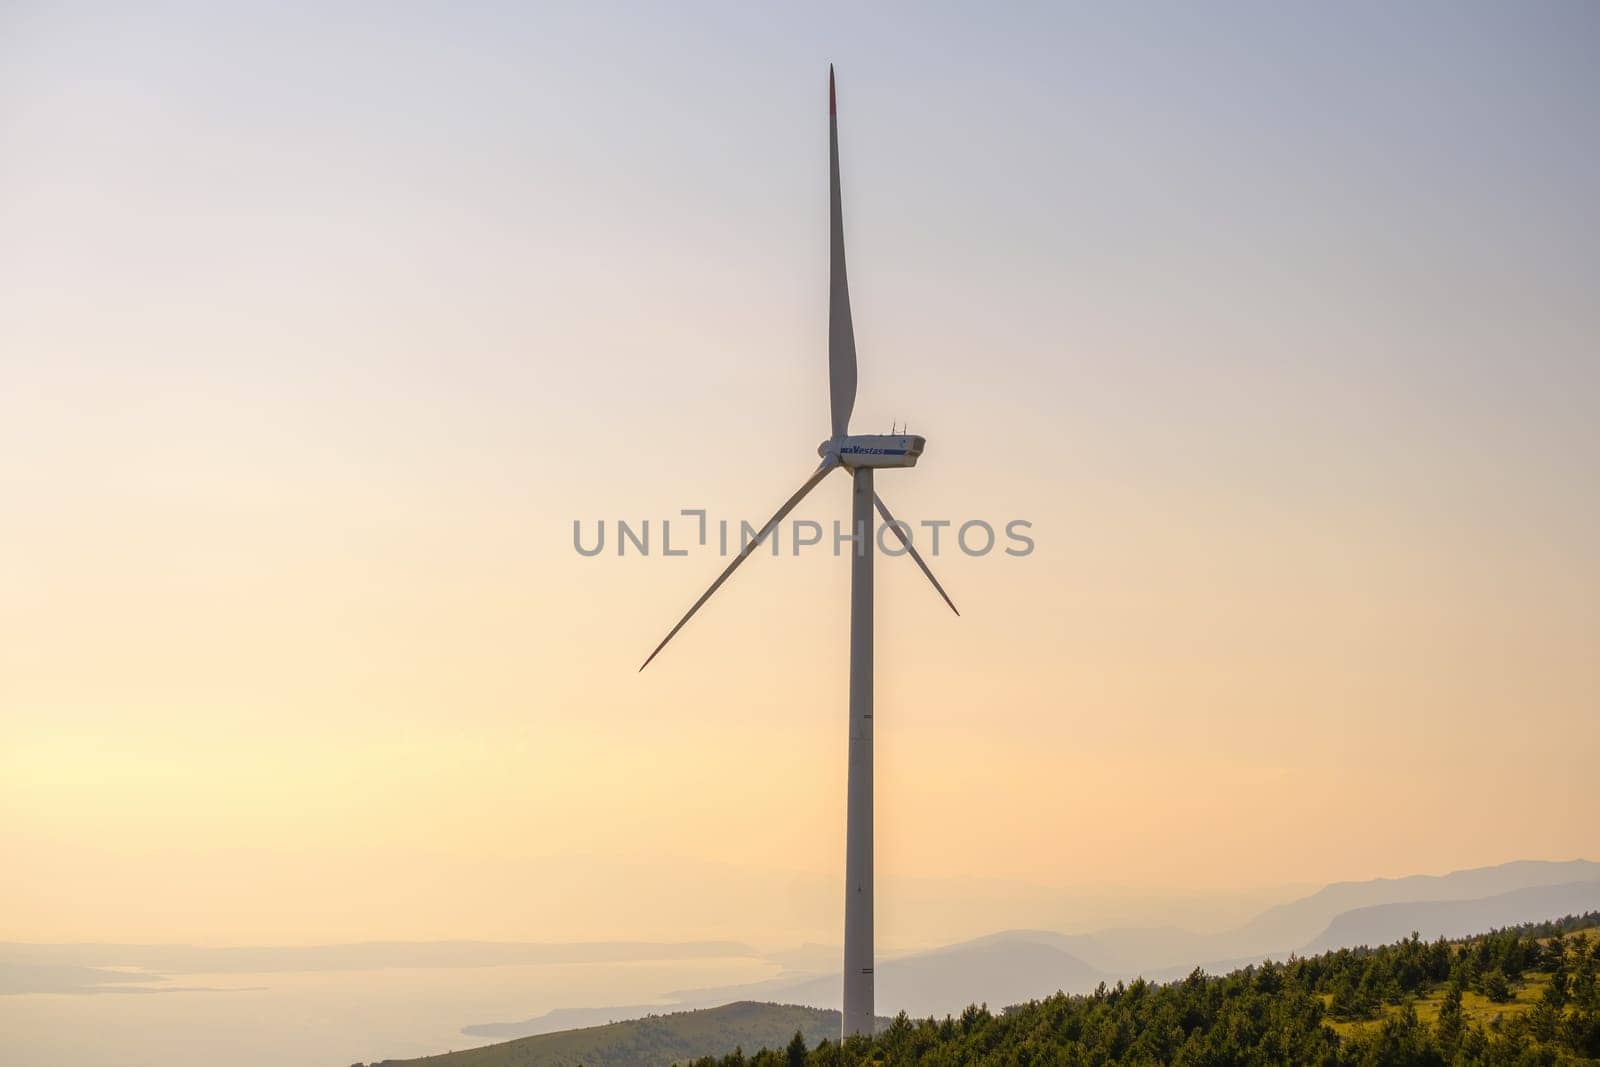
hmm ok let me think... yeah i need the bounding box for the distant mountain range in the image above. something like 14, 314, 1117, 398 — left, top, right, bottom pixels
5, 857, 1595, 1048
1056, 859, 1600, 977
1229, 859, 1600, 957
1302, 879, 1600, 953
455, 859, 1600, 1043
755, 934, 1107, 1020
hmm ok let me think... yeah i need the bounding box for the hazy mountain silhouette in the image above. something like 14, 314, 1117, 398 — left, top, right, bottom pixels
893, 862, 1600, 980
1301, 879, 1600, 953
643, 932, 1107, 1024
1018, 926, 1230, 976
12, 859, 1595, 1028
920, 862, 1600, 980
431, 858, 1600, 1044
1224, 859, 1599, 958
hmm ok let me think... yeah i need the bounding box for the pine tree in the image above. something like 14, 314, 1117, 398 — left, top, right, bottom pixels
1436, 979, 1465, 1048
1571, 934, 1598, 1011
784, 1030, 807, 1067
1482, 966, 1512, 1003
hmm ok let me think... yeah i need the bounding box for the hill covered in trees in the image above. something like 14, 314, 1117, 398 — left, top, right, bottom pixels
384, 912, 1599, 1067
685, 912, 1600, 1067
374, 1001, 847, 1067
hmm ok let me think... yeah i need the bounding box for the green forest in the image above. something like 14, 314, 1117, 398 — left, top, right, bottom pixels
689, 913, 1600, 1067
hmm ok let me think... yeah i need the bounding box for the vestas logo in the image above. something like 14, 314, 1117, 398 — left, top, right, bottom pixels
840, 446, 908, 456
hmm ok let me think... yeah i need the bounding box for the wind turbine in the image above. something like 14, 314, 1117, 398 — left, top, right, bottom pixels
639, 67, 958, 1040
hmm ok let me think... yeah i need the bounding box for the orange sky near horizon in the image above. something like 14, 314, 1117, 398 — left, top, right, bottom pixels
2, 4, 1596, 949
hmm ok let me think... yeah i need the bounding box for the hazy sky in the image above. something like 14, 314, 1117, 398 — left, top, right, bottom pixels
2, 3, 1596, 949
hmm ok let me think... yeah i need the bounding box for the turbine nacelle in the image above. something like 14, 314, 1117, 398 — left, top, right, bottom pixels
820, 434, 926, 470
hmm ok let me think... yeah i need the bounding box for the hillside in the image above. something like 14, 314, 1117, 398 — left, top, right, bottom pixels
400, 912, 1600, 1067
700, 911, 1600, 1067
370, 1002, 843, 1067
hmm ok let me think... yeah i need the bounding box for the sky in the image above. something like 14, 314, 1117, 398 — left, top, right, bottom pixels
2, 2, 1597, 951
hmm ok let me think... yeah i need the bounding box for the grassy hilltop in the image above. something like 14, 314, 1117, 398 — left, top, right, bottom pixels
372, 1001, 844, 1067
379, 912, 1600, 1067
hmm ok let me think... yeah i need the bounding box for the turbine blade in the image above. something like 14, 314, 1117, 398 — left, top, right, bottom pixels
873, 493, 959, 616
640, 456, 841, 671
828, 64, 858, 438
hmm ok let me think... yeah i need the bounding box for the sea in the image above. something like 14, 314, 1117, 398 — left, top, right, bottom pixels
0, 954, 780, 1067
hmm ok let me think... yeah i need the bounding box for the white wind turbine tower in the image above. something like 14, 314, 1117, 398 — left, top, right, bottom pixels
639, 67, 959, 1040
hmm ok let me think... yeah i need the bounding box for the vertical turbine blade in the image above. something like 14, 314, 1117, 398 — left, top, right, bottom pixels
828, 65, 858, 438
873, 493, 960, 616
639, 456, 841, 671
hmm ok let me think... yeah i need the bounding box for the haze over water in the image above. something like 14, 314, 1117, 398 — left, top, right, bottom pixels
0, 955, 780, 1067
